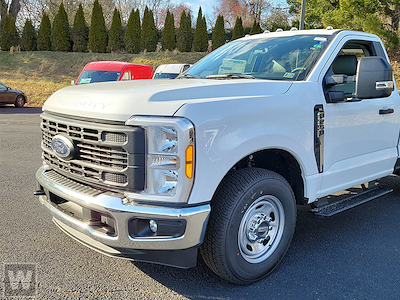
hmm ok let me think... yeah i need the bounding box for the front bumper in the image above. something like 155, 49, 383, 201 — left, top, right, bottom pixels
35, 166, 210, 268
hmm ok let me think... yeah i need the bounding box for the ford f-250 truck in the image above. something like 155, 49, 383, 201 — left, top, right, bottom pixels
35, 28, 400, 284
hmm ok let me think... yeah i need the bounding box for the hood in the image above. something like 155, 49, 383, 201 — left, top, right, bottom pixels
10, 88, 23, 94
43, 79, 292, 122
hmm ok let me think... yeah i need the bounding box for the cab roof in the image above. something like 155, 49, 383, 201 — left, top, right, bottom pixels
241, 28, 378, 40
154, 64, 191, 74
84, 61, 150, 72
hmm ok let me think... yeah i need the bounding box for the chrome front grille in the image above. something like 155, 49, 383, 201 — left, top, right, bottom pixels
76, 142, 127, 169
40, 113, 145, 192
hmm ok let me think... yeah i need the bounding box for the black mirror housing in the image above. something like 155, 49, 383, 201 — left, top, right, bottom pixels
327, 91, 346, 103
355, 57, 393, 99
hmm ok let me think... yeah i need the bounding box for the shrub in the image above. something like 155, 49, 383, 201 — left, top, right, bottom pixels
72, 4, 88, 52
51, 2, 71, 51
108, 8, 124, 52
37, 13, 52, 51
232, 17, 244, 40
250, 20, 262, 35
141, 6, 157, 52
177, 10, 192, 52
21, 19, 37, 51
212, 15, 225, 50
0, 14, 19, 51
162, 10, 175, 51
88, 0, 107, 53
193, 7, 208, 52
125, 9, 141, 54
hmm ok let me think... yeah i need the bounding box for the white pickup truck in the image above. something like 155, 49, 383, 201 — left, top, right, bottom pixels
35, 28, 399, 284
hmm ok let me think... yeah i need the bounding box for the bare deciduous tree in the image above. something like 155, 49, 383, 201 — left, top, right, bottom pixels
213, 0, 271, 28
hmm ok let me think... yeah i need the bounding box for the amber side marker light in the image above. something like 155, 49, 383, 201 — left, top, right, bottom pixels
185, 145, 193, 179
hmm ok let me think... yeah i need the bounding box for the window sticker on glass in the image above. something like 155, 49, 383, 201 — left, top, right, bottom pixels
80, 78, 92, 84
312, 44, 323, 49
314, 37, 327, 43
283, 72, 295, 78
218, 58, 246, 74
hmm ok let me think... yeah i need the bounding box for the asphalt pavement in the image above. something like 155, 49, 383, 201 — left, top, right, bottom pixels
1, 105, 400, 299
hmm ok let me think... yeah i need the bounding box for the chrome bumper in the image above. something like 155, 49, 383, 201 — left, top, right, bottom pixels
36, 166, 210, 268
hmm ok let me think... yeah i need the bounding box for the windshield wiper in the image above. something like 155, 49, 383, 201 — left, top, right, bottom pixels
177, 74, 198, 79
206, 74, 255, 79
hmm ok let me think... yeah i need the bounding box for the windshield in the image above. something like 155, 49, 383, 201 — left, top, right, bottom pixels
186, 35, 331, 81
77, 70, 122, 84
153, 73, 179, 79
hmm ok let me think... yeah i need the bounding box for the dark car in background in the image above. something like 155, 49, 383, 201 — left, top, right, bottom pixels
0, 82, 26, 107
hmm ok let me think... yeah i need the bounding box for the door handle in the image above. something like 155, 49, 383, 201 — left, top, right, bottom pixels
379, 108, 394, 115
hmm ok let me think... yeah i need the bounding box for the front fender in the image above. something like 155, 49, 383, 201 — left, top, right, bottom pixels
175, 93, 320, 205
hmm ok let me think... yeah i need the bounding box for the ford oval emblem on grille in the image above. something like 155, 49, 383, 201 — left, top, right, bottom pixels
51, 135, 76, 160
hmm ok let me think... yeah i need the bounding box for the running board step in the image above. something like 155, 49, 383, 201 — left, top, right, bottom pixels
310, 186, 392, 217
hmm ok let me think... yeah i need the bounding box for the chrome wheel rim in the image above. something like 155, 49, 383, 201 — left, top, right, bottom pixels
238, 195, 285, 264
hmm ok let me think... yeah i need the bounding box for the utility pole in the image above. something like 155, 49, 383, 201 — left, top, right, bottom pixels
300, 0, 306, 30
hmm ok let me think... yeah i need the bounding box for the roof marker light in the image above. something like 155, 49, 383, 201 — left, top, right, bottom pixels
276, 28, 283, 32
326, 26, 334, 30
263, 30, 270, 34
290, 27, 298, 31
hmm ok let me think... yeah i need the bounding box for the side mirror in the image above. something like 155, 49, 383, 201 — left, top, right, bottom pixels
327, 91, 346, 103
355, 57, 393, 99
71, 80, 75, 85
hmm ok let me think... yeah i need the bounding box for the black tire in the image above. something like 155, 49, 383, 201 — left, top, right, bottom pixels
200, 168, 297, 285
14, 95, 25, 108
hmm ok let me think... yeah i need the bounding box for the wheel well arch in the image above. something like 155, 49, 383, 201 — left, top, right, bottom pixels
217, 149, 306, 205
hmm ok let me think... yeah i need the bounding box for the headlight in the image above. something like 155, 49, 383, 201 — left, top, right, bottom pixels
125, 116, 195, 203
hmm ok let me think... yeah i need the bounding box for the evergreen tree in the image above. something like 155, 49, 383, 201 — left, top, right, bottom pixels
21, 19, 37, 51
0, 14, 19, 50
89, 0, 107, 53
0, 0, 7, 30
125, 9, 141, 53
72, 4, 88, 52
177, 10, 192, 52
161, 10, 175, 50
141, 6, 157, 52
232, 17, 244, 40
250, 20, 262, 35
212, 15, 225, 50
108, 8, 124, 52
37, 13, 52, 51
193, 7, 208, 52
177, 10, 186, 52
51, 2, 71, 51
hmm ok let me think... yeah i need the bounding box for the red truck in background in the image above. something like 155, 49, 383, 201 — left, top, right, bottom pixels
75, 61, 153, 85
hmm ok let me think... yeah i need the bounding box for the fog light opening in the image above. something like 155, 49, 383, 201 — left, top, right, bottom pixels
149, 220, 158, 233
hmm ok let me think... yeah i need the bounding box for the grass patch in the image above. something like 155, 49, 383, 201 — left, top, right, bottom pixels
1, 75, 70, 107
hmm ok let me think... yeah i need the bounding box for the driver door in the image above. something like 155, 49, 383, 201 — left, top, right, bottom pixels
319, 38, 399, 196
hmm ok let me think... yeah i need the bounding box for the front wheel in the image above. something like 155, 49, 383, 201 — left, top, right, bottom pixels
15, 95, 25, 108
200, 168, 297, 285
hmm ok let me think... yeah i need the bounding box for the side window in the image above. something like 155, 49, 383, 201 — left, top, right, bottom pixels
121, 71, 131, 81
324, 41, 375, 100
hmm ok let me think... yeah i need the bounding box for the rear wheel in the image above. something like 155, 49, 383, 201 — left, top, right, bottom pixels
200, 168, 297, 285
14, 95, 25, 108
